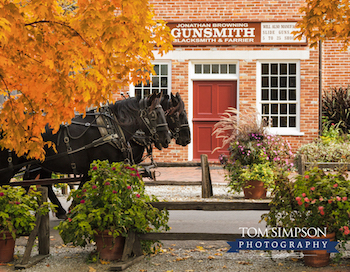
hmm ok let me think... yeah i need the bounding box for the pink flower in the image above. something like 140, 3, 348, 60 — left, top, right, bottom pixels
113, 190, 117, 194
336, 196, 341, 201
334, 184, 338, 188
105, 182, 110, 185
92, 185, 97, 189
345, 229, 350, 235
320, 210, 325, 216
311, 199, 316, 204
343, 197, 348, 201
304, 175, 309, 179
310, 187, 315, 191
319, 196, 324, 201
318, 206, 324, 211
302, 193, 306, 197
92, 166, 98, 170
295, 197, 301, 201
82, 189, 86, 192
68, 218, 72, 222
80, 199, 85, 204
15, 201, 20, 205
127, 186, 131, 190
136, 194, 140, 198
112, 167, 116, 171
0, 192, 3, 196
297, 201, 303, 206
304, 197, 309, 202
328, 199, 333, 204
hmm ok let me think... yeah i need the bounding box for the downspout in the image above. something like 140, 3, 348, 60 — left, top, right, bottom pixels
319, 40, 322, 136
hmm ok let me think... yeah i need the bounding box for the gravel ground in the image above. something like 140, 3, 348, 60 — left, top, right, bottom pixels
2, 185, 350, 272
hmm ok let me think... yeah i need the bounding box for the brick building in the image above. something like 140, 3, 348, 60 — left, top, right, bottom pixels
126, 0, 350, 163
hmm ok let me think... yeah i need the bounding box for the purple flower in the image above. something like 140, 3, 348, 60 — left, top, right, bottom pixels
80, 199, 85, 204
112, 167, 116, 171
92, 185, 97, 189
0, 192, 3, 196
113, 190, 117, 194
92, 166, 98, 170
105, 182, 110, 185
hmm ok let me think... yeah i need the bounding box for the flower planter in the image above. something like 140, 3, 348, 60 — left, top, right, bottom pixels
0, 231, 15, 263
243, 180, 267, 199
94, 230, 125, 261
303, 232, 335, 267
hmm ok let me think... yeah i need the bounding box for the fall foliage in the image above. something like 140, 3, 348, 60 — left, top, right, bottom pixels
294, 0, 350, 49
0, 0, 172, 159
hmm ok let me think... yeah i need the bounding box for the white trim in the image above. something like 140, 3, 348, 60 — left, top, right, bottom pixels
153, 49, 310, 61
256, 60, 304, 136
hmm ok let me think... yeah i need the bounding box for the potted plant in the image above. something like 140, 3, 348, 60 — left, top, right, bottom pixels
55, 160, 169, 261
0, 185, 54, 263
214, 108, 294, 198
262, 167, 350, 267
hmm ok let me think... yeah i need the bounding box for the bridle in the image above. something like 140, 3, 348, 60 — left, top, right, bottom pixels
165, 99, 189, 141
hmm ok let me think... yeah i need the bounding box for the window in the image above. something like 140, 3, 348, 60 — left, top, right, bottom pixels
134, 64, 170, 98
258, 62, 300, 133
194, 63, 236, 75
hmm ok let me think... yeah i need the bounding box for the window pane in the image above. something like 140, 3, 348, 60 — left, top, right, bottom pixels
262, 89, 269, 100
271, 77, 278, 87
229, 64, 236, 74
289, 116, 296, 127
280, 117, 287, 127
152, 77, 159, 87
154, 65, 159, 75
195, 64, 202, 74
280, 89, 287, 100
271, 64, 278, 74
144, 89, 150, 96
161, 89, 168, 95
135, 89, 141, 97
271, 89, 278, 100
203, 64, 210, 74
280, 104, 287, 114
289, 104, 296, 114
212, 64, 219, 74
289, 89, 296, 100
272, 116, 278, 127
220, 64, 227, 73
262, 64, 269, 75
262, 104, 269, 114
161, 77, 167, 87
161, 64, 168, 75
289, 76, 296, 87
262, 77, 269, 87
145, 80, 150, 87
280, 77, 287, 87
280, 64, 287, 75
289, 63, 296, 75
271, 104, 278, 114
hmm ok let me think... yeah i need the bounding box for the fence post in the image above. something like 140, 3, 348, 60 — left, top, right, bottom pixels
201, 154, 213, 198
298, 154, 306, 175
38, 187, 50, 255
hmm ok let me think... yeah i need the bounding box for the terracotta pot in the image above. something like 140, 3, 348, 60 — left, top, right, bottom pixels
243, 180, 267, 199
303, 232, 335, 267
94, 230, 125, 261
0, 231, 15, 263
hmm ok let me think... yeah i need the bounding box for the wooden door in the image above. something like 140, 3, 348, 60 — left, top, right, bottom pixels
193, 81, 237, 161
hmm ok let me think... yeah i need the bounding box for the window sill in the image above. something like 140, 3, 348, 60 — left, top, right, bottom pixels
266, 128, 305, 136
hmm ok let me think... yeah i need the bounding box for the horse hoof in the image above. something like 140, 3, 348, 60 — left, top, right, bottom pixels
56, 214, 68, 220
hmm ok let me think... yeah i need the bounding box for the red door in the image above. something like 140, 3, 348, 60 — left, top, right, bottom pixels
193, 81, 237, 161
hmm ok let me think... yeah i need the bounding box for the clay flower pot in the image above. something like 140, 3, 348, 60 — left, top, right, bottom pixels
303, 232, 335, 267
94, 230, 125, 261
243, 180, 267, 199
0, 231, 16, 263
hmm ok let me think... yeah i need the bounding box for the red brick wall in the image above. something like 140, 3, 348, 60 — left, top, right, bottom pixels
147, 0, 321, 162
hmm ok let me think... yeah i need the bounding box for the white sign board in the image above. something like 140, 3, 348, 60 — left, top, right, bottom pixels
261, 22, 306, 43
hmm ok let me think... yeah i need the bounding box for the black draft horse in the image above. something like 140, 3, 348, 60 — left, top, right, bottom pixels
131, 92, 191, 165
0, 93, 171, 218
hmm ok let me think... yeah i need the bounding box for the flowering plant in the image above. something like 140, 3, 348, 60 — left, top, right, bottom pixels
293, 167, 350, 239
55, 160, 169, 250
0, 185, 55, 239
262, 167, 350, 257
214, 108, 294, 194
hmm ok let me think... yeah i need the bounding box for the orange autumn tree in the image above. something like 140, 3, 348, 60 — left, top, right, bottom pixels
294, 0, 350, 49
0, 0, 172, 160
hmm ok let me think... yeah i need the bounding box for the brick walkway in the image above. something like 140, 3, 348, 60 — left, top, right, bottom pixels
147, 166, 228, 184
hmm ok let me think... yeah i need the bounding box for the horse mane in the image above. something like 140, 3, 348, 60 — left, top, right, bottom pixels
109, 97, 140, 126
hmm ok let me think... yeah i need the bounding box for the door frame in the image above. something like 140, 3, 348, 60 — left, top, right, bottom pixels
188, 60, 240, 161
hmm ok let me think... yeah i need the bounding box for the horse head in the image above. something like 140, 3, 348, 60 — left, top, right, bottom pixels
163, 93, 191, 146
139, 92, 171, 150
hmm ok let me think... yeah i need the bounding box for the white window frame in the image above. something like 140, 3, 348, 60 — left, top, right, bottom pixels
256, 60, 304, 136
129, 60, 172, 97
